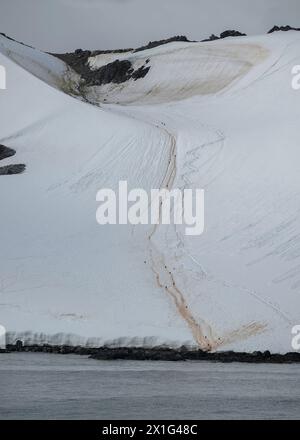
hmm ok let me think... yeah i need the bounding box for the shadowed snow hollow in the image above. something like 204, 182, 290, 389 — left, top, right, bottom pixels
85, 41, 268, 104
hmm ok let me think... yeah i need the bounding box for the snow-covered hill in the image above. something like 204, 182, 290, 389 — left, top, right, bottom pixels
1, 30, 300, 353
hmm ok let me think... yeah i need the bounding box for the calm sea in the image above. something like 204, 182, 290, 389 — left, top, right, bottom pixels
0, 352, 299, 419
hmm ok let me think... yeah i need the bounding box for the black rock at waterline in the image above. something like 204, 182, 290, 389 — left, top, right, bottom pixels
5, 343, 97, 356
91, 346, 185, 361
4, 343, 300, 364
89, 347, 300, 363
15, 340, 23, 351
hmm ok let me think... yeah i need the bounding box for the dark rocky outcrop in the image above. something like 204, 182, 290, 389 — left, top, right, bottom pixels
202, 34, 219, 42
0, 32, 13, 40
0, 145, 16, 161
83, 59, 150, 87
0, 144, 26, 176
15, 340, 23, 351
202, 30, 247, 42
4, 343, 300, 364
268, 25, 300, 34
219, 30, 247, 39
0, 144, 26, 175
6, 343, 97, 356
0, 164, 26, 175
0, 32, 33, 48
132, 64, 151, 81
134, 35, 192, 52
55, 50, 93, 77
91, 346, 185, 361
55, 50, 150, 87
85, 59, 133, 86
90, 347, 300, 363
54, 48, 133, 78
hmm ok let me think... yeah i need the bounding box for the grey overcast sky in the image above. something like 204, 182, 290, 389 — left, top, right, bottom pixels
0, 0, 300, 52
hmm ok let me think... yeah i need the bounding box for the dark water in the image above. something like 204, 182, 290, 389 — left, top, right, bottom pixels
0, 353, 299, 419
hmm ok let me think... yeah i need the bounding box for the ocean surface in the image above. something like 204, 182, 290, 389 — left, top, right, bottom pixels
0, 352, 299, 419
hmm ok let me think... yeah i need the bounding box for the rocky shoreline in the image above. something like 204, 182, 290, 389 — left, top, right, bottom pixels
2, 343, 300, 363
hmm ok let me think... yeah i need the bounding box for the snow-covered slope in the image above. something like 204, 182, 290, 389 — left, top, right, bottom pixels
85, 40, 268, 105
1, 31, 300, 352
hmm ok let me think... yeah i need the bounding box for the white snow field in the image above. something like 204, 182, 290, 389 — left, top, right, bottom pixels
0, 31, 300, 352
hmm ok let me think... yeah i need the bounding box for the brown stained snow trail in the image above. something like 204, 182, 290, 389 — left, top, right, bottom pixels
149, 236, 267, 351
147, 127, 217, 351
146, 124, 267, 351
149, 243, 215, 350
